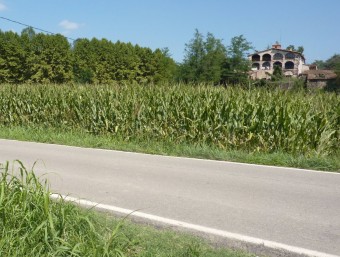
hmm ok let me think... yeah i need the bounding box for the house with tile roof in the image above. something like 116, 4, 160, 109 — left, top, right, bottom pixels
248, 43, 310, 80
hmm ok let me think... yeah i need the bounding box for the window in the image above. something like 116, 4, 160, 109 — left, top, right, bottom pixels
252, 54, 260, 62
285, 61, 294, 69
262, 62, 271, 70
262, 54, 271, 62
285, 53, 295, 59
252, 63, 260, 70
274, 61, 282, 68
273, 53, 283, 60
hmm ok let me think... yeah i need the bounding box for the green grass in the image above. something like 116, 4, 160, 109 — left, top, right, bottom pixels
1, 125, 339, 172
0, 160, 253, 257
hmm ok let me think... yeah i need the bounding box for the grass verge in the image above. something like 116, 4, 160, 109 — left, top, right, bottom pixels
0, 160, 253, 257
1, 125, 339, 172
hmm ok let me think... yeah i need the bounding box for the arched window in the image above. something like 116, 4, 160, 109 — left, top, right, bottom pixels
285, 61, 294, 69
273, 53, 283, 60
262, 54, 271, 61
252, 63, 260, 70
274, 61, 282, 68
285, 53, 295, 59
252, 54, 260, 62
262, 62, 271, 70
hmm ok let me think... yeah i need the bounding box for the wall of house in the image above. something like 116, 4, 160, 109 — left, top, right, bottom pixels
249, 49, 306, 79
302, 64, 310, 72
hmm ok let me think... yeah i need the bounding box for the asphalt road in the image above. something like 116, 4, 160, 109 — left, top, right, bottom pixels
1, 139, 339, 256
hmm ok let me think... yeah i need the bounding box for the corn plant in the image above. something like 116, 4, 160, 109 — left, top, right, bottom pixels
0, 83, 338, 155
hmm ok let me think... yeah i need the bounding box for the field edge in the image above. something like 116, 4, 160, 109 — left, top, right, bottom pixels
1, 125, 339, 172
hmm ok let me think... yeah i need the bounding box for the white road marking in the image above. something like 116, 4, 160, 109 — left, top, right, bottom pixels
50, 194, 339, 257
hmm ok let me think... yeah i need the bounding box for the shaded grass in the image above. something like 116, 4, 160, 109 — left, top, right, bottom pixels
0, 161, 253, 257
1, 125, 339, 172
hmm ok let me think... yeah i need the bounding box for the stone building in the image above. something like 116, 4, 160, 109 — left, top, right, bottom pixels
248, 43, 309, 80
300, 69, 337, 89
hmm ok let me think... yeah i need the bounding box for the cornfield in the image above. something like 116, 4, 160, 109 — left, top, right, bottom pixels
0, 84, 339, 155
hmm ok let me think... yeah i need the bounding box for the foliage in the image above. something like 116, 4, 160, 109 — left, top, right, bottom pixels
0, 29, 176, 85
286, 45, 304, 54
0, 30, 28, 83
180, 30, 228, 84
227, 35, 252, 72
179, 30, 253, 85
270, 65, 283, 81
313, 54, 340, 70
323, 54, 340, 70
0, 161, 132, 256
223, 35, 253, 85
0, 28, 256, 85
0, 84, 338, 156
27, 33, 74, 83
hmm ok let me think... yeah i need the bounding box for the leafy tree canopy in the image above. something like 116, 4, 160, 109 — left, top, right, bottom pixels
0, 28, 177, 84
180, 29, 228, 84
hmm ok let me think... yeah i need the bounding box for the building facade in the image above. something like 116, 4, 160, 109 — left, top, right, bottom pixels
248, 43, 309, 80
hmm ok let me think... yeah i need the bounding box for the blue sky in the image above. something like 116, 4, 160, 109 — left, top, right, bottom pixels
0, 0, 339, 63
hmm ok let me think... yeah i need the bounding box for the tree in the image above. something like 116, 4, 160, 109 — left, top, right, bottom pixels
227, 35, 252, 72
312, 54, 340, 70
72, 38, 95, 83
223, 35, 252, 85
21, 27, 36, 41
26, 33, 73, 83
201, 33, 228, 84
286, 45, 304, 54
297, 46, 304, 54
0, 30, 28, 83
286, 45, 295, 51
312, 60, 326, 69
180, 29, 205, 82
152, 48, 177, 83
324, 54, 340, 70
271, 65, 283, 81
179, 29, 228, 84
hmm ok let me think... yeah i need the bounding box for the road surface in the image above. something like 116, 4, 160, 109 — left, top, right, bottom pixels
0, 139, 339, 257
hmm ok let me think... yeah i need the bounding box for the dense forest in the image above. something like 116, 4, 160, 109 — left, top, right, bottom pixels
0, 27, 339, 85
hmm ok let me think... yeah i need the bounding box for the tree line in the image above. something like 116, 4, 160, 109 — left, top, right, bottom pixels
2, 27, 338, 86
0, 27, 256, 85
313, 54, 340, 71
0, 27, 177, 84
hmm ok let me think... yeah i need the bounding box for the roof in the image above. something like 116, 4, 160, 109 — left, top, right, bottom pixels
248, 48, 305, 60
301, 70, 337, 80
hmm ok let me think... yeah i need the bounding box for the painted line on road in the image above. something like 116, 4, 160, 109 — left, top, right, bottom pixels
50, 194, 338, 257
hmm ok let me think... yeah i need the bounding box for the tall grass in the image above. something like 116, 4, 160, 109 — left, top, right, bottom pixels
0, 83, 339, 155
0, 161, 131, 257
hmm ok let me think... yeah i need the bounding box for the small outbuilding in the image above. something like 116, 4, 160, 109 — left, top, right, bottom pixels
300, 70, 337, 89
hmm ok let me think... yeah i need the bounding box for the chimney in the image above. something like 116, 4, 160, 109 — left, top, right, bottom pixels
272, 43, 281, 49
